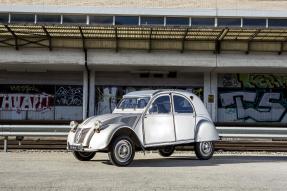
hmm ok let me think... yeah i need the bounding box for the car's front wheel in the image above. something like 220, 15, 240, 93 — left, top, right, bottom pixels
73, 151, 96, 161
194, 141, 214, 160
158, 146, 175, 157
108, 136, 135, 167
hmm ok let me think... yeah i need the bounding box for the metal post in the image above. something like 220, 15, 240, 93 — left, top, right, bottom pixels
4, 136, 8, 152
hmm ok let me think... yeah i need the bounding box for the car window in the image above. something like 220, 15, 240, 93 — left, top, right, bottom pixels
173, 95, 193, 113
149, 95, 171, 114
117, 97, 150, 109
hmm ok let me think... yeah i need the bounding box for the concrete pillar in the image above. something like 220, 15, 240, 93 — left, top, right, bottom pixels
204, 72, 218, 122
83, 70, 88, 120
204, 72, 211, 114
89, 70, 95, 116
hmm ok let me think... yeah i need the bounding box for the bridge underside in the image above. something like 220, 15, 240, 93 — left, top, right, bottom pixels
0, 24, 287, 54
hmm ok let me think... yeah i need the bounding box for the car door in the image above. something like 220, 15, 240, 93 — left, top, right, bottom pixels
172, 94, 195, 141
143, 94, 176, 145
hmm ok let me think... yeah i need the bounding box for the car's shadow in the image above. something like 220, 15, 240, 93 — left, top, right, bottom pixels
100, 155, 287, 167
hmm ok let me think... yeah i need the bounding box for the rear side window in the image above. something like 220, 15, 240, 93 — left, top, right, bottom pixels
173, 95, 193, 113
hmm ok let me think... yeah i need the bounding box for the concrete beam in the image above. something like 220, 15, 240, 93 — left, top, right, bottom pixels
1, 48, 287, 73
88, 50, 217, 68
217, 53, 287, 68
0, 48, 84, 65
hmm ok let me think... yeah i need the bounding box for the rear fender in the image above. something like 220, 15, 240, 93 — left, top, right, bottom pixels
195, 118, 219, 142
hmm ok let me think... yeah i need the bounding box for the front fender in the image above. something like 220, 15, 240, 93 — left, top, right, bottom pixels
195, 118, 219, 142
89, 124, 139, 151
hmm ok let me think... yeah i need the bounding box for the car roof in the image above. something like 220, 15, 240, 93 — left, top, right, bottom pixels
123, 89, 195, 97
124, 90, 158, 97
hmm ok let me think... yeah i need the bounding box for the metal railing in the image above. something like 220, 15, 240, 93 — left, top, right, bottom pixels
0, 125, 70, 152
216, 126, 287, 139
1, 125, 287, 152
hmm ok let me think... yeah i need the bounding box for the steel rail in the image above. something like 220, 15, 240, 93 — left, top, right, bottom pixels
1, 125, 287, 152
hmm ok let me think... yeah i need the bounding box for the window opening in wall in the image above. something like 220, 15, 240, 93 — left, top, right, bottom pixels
10, 14, 35, 23
166, 17, 189, 26
0, 13, 8, 23
62, 15, 87, 24
140, 17, 164, 25
217, 18, 241, 27
115, 16, 139, 25
269, 19, 287, 27
243, 18, 266, 27
37, 14, 61, 24
191, 18, 215, 26
89, 16, 113, 25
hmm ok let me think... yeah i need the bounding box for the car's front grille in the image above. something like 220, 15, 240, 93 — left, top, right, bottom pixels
74, 128, 90, 144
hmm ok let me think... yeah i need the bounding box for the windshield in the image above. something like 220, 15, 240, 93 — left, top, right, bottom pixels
117, 97, 150, 109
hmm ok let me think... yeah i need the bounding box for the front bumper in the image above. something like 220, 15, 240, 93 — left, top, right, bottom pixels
67, 142, 100, 152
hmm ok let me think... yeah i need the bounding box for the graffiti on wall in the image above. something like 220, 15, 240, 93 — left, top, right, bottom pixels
95, 86, 203, 115
0, 84, 83, 121
218, 74, 287, 123
0, 93, 53, 112
222, 74, 287, 89
55, 86, 83, 106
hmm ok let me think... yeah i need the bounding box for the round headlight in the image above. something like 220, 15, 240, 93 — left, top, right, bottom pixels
70, 121, 78, 132
94, 120, 102, 132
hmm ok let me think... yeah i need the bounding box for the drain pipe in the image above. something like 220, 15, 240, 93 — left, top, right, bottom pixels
84, 48, 90, 119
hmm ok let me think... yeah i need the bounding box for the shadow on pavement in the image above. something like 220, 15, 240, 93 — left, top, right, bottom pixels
104, 155, 287, 167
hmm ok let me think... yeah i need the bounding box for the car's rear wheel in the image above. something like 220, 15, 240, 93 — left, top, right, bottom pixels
158, 146, 175, 157
108, 136, 135, 167
194, 141, 214, 160
73, 151, 96, 161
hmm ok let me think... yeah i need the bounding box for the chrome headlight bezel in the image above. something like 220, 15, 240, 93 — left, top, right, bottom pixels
70, 121, 79, 132
94, 120, 102, 133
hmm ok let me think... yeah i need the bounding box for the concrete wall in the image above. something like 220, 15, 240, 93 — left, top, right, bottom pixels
1, 48, 287, 124
1, 0, 287, 17
217, 73, 287, 125
0, 71, 83, 121
1, 0, 287, 10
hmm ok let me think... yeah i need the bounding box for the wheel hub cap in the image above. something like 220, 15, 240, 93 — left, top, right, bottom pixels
115, 140, 132, 162
201, 142, 212, 154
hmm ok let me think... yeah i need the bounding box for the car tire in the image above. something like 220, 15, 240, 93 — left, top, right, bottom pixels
158, 146, 175, 157
194, 141, 214, 160
108, 136, 135, 167
73, 151, 96, 161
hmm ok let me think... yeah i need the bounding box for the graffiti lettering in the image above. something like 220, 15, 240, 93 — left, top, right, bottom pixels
55, 86, 83, 106
221, 74, 287, 89
9, 85, 40, 93
0, 94, 53, 112
219, 92, 286, 122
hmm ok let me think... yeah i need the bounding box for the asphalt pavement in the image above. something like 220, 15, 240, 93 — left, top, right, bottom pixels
0, 151, 287, 191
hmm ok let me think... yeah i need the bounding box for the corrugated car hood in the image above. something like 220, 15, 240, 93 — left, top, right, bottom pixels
80, 113, 141, 129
